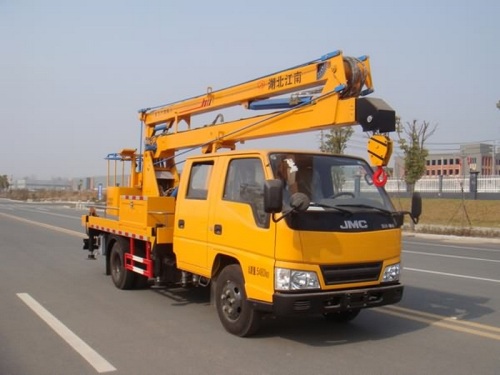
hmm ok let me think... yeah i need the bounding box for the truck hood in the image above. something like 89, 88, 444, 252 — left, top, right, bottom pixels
274, 226, 401, 265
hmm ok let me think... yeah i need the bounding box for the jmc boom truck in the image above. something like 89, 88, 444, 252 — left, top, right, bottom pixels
82, 50, 421, 336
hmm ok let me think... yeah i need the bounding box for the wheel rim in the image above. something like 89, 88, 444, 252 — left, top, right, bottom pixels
110, 250, 121, 281
220, 280, 243, 321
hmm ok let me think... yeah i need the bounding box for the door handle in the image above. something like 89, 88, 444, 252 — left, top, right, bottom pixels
214, 224, 222, 235
178, 219, 185, 229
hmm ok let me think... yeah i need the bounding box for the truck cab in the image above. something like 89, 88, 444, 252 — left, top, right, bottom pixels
173, 150, 405, 336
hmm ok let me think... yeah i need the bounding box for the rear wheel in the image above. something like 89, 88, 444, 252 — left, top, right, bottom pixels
215, 264, 261, 337
323, 309, 361, 322
134, 274, 149, 289
109, 238, 136, 290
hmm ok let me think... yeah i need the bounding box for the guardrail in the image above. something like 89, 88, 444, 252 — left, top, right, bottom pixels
385, 176, 500, 193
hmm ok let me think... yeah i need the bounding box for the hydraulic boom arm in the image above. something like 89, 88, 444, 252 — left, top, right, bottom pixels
133, 50, 395, 194
139, 50, 395, 156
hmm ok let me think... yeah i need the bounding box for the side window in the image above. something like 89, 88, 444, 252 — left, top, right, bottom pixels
186, 162, 213, 200
223, 158, 268, 227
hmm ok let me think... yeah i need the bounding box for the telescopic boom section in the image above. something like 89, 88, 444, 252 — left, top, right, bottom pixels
138, 50, 395, 162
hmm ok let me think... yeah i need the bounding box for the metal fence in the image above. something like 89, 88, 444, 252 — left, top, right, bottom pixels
385, 176, 500, 193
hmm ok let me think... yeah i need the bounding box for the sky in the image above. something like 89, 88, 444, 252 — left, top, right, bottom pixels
1, 1, 499, 180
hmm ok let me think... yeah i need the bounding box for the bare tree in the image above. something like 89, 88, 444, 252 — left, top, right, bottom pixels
396, 119, 437, 192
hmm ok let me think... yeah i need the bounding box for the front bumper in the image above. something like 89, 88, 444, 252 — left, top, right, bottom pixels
264, 284, 403, 316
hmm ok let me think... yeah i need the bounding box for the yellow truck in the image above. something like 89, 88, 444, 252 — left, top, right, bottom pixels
82, 50, 421, 336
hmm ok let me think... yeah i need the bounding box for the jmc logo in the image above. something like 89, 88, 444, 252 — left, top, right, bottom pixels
340, 220, 368, 229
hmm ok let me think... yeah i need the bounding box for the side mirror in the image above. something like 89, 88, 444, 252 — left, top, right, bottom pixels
264, 179, 283, 213
410, 192, 422, 224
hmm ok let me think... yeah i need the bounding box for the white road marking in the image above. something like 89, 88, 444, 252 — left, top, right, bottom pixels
378, 305, 500, 341
404, 267, 500, 283
17, 293, 116, 373
404, 250, 500, 263
404, 239, 500, 251
0, 212, 85, 238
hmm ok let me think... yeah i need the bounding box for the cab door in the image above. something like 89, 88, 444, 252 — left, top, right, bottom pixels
173, 159, 216, 275
207, 156, 276, 302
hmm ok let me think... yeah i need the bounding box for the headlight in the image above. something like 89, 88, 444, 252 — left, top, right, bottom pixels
275, 268, 320, 291
382, 263, 401, 283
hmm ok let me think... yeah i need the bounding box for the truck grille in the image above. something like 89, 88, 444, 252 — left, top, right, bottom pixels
320, 262, 382, 285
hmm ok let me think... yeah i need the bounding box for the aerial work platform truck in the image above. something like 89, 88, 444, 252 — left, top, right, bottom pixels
82, 50, 421, 336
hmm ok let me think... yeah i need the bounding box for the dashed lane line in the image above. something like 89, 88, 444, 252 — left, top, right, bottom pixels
404, 267, 500, 283
404, 250, 500, 263
17, 293, 116, 373
0, 211, 85, 238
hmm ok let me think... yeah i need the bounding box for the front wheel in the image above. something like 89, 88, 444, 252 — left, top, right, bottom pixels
215, 264, 261, 337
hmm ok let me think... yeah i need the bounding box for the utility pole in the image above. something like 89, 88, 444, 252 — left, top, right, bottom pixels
496, 101, 500, 175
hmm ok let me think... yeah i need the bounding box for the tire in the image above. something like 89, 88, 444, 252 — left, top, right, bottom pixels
134, 274, 149, 289
109, 238, 136, 290
323, 309, 361, 322
215, 264, 261, 337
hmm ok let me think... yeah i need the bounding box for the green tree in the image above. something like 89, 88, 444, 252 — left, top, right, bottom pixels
319, 127, 354, 154
396, 119, 437, 192
0, 175, 9, 191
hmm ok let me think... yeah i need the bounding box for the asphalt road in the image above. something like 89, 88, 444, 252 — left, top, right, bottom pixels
1, 199, 499, 375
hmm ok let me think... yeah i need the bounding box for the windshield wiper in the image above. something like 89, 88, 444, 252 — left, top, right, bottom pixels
335, 204, 393, 216
309, 202, 353, 215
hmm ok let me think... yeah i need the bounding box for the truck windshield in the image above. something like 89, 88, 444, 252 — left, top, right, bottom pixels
269, 153, 395, 212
